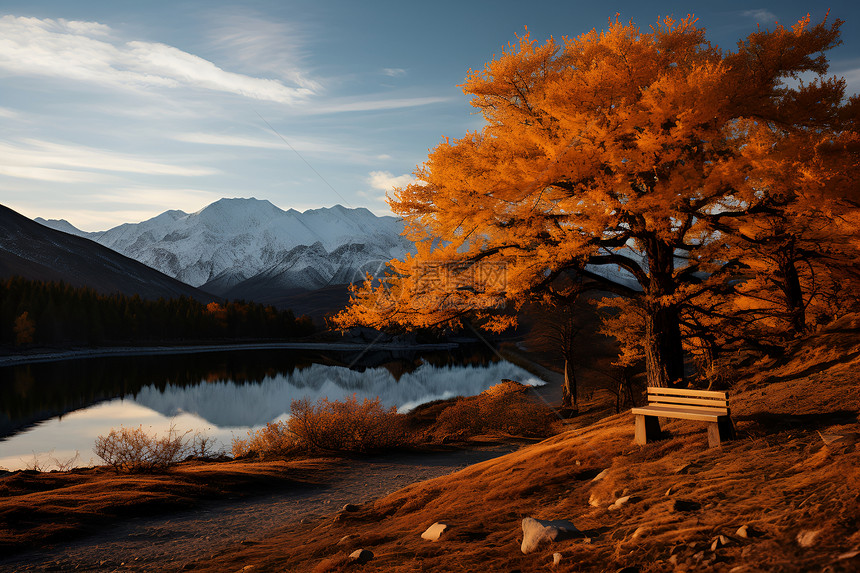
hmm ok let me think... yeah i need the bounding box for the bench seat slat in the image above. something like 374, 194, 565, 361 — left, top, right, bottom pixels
646, 386, 728, 399
649, 396, 729, 407
632, 405, 727, 422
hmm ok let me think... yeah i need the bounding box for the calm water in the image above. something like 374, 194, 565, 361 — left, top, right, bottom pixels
0, 346, 544, 470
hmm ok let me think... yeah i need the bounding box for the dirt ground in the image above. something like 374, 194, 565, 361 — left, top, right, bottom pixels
0, 447, 519, 572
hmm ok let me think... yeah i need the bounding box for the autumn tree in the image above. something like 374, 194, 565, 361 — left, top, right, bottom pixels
335, 15, 851, 388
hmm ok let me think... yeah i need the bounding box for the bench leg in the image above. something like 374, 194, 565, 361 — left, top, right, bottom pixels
635, 415, 661, 445
707, 417, 735, 448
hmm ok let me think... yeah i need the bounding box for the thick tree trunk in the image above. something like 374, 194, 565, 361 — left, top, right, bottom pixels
644, 304, 685, 388
643, 238, 685, 388
562, 356, 577, 410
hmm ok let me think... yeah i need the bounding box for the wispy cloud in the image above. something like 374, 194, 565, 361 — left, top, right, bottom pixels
0, 165, 113, 183
308, 96, 450, 114
172, 131, 364, 159
0, 106, 19, 118
382, 68, 407, 77
741, 9, 778, 24
205, 13, 321, 92
174, 132, 290, 150
0, 138, 217, 179
0, 15, 315, 104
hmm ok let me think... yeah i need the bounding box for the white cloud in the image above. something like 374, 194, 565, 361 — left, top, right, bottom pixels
382, 68, 406, 77
362, 170, 416, 207
0, 15, 315, 104
308, 96, 450, 114
174, 132, 290, 149
0, 139, 217, 178
741, 10, 778, 24
368, 170, 416, 192
206, 14, 321, 92
0, 165, 113, 183
0, 106, 19, 118
172, 131, 365, 159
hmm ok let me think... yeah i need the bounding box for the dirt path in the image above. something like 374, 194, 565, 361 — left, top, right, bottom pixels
0, 447, 516, 572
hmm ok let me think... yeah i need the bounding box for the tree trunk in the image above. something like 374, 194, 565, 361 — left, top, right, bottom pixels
779, 256, 806, 335
644, 303, 685, 388
644, 238, 685, 388
562, 356, 577, 409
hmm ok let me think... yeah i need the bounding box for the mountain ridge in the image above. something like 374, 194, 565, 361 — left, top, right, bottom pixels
36, 198, 413, 305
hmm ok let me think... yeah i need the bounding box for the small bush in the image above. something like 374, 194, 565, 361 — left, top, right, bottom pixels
289, 395, 412, 453
432, 392, 559, 440
93, 424, 191, 472
232, 420, 298, 459
232, 395, 413, 458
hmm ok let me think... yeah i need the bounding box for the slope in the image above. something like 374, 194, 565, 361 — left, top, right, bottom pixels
0, 204, 214, 302
189, 315, 860, 572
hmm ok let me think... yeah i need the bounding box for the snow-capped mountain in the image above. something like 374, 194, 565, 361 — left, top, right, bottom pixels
36, 198, 411, 300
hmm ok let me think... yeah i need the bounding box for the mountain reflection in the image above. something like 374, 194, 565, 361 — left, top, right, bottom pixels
130, 361, 545, 427
0, 345, 532, 438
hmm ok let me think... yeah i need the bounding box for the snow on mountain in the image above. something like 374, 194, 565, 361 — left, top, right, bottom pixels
37, 198, 413, 296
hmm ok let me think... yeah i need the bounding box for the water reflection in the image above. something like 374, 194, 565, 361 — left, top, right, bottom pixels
0, 347, 544, 471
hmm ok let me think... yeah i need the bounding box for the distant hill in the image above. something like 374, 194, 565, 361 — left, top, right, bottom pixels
1, 203, 215, 302
36, 198, 413, 305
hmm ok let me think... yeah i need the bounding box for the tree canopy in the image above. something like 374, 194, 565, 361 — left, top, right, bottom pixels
334, 14, 857, 388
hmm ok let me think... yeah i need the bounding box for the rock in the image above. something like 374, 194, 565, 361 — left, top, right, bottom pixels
342, 503, 360, 512
521, 517, 580, 554
588, 492, 602, 507
796, 529, 821, 548
616, 567, 640, 573
608, 495, 641, 511
337, 534, 359, 546
421, 522, 448, 542
672, 499, 702, 512
631, 526, 648, 539
553, 552, 562, 565
591, 469, 609, 482
736, 525, 749, 538
349, 549, 374, 564
710, 535, 730, 551
838, 550, 860, 560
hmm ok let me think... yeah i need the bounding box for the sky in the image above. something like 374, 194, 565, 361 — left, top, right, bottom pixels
1, 1, 859, 231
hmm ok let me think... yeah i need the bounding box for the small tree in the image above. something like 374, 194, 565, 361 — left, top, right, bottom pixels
13, 311, 35, 345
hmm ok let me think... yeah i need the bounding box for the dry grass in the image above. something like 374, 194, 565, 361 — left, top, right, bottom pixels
3, 315, 859, 571
185, 315, 860, 572
0, 458, 334, 556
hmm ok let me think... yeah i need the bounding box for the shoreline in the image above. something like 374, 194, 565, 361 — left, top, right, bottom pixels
0, 340, 460, 368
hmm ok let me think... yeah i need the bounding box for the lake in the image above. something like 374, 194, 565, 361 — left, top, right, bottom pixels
0, 345, 545, 471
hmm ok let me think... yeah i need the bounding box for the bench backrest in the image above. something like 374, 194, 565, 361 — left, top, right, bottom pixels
646, 387, 730, 416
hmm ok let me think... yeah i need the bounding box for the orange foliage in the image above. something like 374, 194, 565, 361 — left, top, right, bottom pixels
335, 14, 856, 387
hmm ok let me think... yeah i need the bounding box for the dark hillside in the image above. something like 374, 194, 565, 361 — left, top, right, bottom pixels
0, 204, 213, 302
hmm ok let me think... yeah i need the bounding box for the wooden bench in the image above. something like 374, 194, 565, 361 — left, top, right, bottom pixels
631, 387, 736, 448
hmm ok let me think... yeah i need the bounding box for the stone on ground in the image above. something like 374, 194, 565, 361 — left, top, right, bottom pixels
349, 549, 374, 563
521, 517, 580, 554
421, 522, 449, 542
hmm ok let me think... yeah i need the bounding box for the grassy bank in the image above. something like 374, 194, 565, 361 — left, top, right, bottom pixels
184, 315, 860, 572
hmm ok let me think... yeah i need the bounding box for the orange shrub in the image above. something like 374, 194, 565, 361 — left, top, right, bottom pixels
289, 395, 411, 453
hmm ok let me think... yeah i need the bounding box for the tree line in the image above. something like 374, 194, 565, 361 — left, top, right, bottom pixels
1, 276, 315, 347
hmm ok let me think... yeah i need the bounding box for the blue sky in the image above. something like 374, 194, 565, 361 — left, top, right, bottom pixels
1, 1, 858, 231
